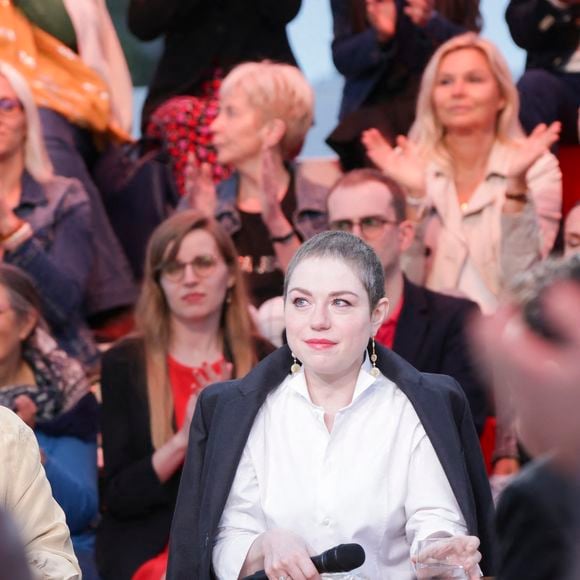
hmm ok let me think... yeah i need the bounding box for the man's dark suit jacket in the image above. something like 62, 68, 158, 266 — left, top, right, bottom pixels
391, 278, 487, 434
496, 458, 580, 580
166, 344, 496, 579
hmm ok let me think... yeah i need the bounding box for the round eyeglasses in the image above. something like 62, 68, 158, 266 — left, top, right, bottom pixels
329, 215, 399, 240
0, 97, 23, 118
159, 254, 219, 281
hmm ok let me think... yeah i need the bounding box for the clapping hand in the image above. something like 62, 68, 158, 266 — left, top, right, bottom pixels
176, 361, 233, 447
362, 129, 427, 194
506, 121, 561, 182
184, 153, 217, 217
366, 0, 397, 42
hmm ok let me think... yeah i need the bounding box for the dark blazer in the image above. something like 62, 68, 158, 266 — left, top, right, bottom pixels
166, 344, 496, 579
96, 336, 274, 580
393, 278, 487, 434
128, 0, 301, 127
496, 458, 580, 580
506, 0, 580, 72
96, 338, 181, 580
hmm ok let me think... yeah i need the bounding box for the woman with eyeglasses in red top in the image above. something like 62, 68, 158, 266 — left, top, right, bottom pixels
97, 210, 274, 580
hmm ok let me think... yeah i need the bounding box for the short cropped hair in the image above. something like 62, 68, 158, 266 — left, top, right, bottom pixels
328, 168, 407, 223
283, 230, 385, 310
220, 61, 314, 160
0, 61, 53, 182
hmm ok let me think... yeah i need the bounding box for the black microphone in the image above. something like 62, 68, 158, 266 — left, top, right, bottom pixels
242, 543, 366, 580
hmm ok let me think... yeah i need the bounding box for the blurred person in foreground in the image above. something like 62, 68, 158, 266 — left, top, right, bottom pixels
472, 254, 580, 580
0, 508, 32, 580
166, 231, 494, 579
0, 406, 80, 579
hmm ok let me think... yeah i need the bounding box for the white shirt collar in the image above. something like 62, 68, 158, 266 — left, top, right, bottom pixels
286, 352, 381, 410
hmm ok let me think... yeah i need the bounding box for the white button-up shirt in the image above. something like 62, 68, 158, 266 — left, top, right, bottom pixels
212, 357, 467, 579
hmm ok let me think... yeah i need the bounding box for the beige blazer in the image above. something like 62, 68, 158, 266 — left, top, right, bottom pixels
408, 143, 562, 311
0, 408, 80, 580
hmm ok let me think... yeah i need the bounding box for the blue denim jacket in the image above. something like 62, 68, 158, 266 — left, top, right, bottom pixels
6, 172, 99, 367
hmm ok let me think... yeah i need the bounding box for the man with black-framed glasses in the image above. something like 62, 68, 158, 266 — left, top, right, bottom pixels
327, 168, 488, 435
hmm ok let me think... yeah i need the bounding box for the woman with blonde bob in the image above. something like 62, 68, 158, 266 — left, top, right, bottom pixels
187, 61, 328, 306
97, 210, 273, 580
0, 61, 97, 367
363, 33, 562, 314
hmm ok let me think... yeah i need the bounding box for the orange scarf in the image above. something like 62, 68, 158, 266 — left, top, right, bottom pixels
0, 1, 130, 142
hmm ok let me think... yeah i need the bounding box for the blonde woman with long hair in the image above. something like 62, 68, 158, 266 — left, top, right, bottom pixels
363, 33, 562, 314
97, 211, 273, 580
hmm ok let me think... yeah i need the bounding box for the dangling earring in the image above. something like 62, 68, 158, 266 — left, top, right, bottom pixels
225, 287, 233, 304
290, 352, 301, 374
370, 337, 380, 377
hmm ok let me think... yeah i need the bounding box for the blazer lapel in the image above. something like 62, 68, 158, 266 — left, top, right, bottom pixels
393, 278, 429, 366
199, 346, 294, 539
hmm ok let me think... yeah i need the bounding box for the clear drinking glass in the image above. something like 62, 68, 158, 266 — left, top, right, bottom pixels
414, 538, 469, 579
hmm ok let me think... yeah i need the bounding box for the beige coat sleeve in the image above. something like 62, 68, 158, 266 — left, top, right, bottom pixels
0, 408, 80, 580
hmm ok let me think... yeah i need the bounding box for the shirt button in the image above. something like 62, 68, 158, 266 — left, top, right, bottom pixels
322, 518, 331, 526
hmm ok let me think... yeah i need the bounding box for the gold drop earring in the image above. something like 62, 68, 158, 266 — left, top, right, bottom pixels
370, 337, 379, 377
290, 353, 301, 374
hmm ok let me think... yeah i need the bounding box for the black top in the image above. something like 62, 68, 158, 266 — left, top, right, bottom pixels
96, 335, 274, 580
234, 184, 297, 307
128, 0, 301, 127
496, 458, 580, 580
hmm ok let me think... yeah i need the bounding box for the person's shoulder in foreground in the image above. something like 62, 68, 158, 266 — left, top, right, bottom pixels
0, 407, 81, 580
496, 457, 580, 580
